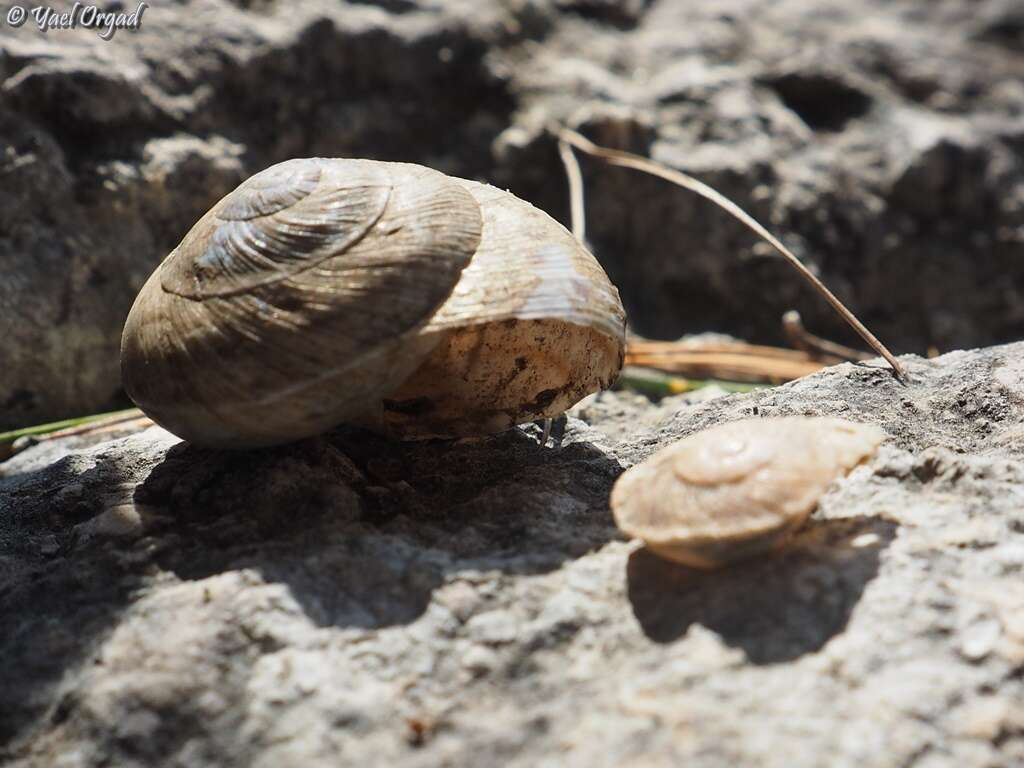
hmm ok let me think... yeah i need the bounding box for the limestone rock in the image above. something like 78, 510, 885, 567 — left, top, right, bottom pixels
2, 343, 1023, 766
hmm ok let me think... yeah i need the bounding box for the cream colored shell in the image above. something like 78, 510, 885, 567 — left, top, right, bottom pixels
354, 180, 624, 438
121, 158, 625, 448
611, 417, 886, 568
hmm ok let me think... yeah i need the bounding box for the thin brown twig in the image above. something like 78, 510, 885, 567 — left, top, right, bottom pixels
782, 310, 871, 362
557, 139, 587, 242
538, 139, 590, 448
555, 126, 907, 381
624, 350, 824, 383
628, 338, 840, 364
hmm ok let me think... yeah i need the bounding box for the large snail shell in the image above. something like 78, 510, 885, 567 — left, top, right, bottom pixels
354, 180, 625, 438
121, 159, 483, 448
611, 417, 886, 568
121, 158, 625, 448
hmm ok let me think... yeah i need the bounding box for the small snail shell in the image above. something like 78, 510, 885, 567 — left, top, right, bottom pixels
121, 158, 625, 448
611, 417, 886, 568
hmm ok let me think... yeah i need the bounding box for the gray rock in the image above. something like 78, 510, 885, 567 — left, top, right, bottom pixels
4, 0, 1024, 426
2, 343, 1024, 766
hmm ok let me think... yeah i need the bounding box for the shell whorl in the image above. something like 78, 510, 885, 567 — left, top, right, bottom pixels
121, 158, 483, 448
425, 180, 625, 343
353, 180, 626, 439
160, 160, 392, 299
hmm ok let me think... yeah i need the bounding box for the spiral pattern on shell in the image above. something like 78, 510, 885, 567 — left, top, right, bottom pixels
611, 417, 886, 568
121, 158, 626, 448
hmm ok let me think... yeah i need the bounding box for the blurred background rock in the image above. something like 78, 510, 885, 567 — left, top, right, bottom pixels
2, 0, 1023, 429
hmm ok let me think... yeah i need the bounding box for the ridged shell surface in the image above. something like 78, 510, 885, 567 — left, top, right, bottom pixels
426, 180, 625, 342
356, 181, 626, 438
121, 158, 483, 448
611, 417, 886, 568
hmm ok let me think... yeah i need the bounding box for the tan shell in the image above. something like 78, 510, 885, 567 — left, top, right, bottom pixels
610, 417, 886, 568
354, 180, 624, 438
121, 158, 625, 448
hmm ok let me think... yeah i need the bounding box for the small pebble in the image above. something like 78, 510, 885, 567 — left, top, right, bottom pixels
436, 581, 481, 623
955, 696, 1011, 741
959, 618, 1002, 661
55, 482, 85, 502
851, 533, 880, 548
461, 645, 499, 675
39, 535, 60, 556
75, 504, 147, 539
465, 610, 519, 645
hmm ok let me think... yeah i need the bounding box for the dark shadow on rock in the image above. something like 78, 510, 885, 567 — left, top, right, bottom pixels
136, 425, 623, 630
0, 450, 150, 751
626, 516, 897, 664
761, 71, 873, 133
0, 424, 622, 752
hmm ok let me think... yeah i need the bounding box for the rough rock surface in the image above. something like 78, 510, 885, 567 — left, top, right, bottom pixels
2, 343, 1024, 766
3, 0, 1024, 426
